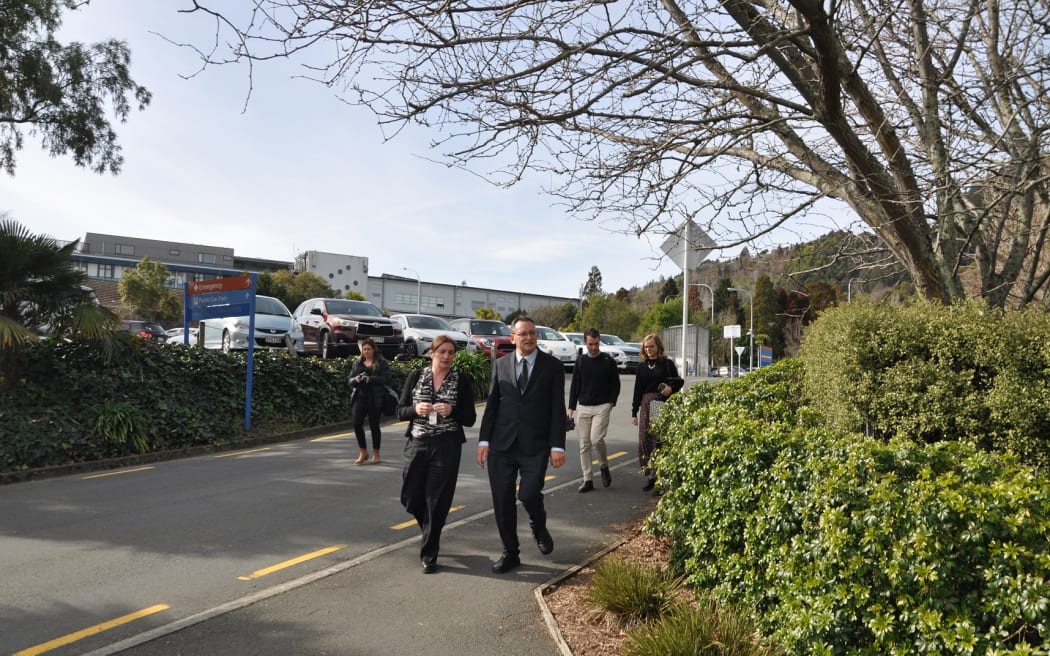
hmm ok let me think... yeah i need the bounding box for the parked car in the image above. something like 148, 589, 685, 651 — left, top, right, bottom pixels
599, 334, 642, 371
200, 295, 305, 354
292, 298, 403, 360
163, 326, 199, 346
448, 318, 514, 358
534, 326, 577, 369
563, 331, 628, 371
118, 320, 167, 342
391, 313, 474, 357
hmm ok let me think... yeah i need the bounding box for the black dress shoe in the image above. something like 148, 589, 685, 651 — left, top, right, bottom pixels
491, 552, 521, 574
534, 528, 554, 555
578, 480, 594, 493
642, 477, 656, 492
600, 466, 612, 487
421, 560, 438, 574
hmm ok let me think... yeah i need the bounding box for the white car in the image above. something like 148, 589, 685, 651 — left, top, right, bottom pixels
599, 334, 642, 372
163, 326, 199, 346
534, 326, 579, 369
200, 295, 304, 354
562, 331, 628, 371
390, 313, 475, 357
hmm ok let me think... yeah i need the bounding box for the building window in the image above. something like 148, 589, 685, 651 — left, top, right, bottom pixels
223, 255, 233, 262
98, 264, 115, 278
114, 243, 135, 256
169, 249, 180, 256
198, 252, 217, 265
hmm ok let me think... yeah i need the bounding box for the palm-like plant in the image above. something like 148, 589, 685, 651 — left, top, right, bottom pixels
0, 215, 119, 349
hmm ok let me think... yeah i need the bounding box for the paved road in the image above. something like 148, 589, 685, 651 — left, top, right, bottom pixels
3, 374, 670, 656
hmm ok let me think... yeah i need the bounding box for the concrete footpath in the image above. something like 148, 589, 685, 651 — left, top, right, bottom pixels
93, 396, 660, 656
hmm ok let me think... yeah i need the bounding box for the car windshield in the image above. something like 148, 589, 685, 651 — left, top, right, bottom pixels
536, 327, 561, 340
408, 315, 451, 330
326, 300, 384, 317
256, 297, 291, 317
472, 321, 511, 336
600, 334, 626, 346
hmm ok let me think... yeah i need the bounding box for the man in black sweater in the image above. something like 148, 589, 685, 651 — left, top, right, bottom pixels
566, 328, 621, 492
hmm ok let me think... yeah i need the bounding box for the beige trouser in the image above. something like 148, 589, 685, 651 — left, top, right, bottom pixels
575, 403, 613, 481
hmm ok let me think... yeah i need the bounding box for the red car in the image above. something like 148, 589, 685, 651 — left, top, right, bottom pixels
292, 298, 404, 360
448, 318, 514, 358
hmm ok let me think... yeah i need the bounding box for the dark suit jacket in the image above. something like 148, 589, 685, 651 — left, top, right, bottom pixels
480, 350, 566, 456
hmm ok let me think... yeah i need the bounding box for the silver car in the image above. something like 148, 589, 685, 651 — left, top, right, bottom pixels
390, 313, 474, 357
200, 295, 304, 354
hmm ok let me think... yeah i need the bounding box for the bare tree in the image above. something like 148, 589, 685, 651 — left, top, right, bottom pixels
183, 0, 1050, 308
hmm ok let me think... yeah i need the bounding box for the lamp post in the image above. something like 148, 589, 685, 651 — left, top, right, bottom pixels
692, 283, 714, 324
403, 267, 421, 313
848, 277, 861, 302
728, 287, 753, 370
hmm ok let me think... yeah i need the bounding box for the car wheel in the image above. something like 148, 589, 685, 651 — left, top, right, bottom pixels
320, 332, 331, 359
221, 330, 232, 354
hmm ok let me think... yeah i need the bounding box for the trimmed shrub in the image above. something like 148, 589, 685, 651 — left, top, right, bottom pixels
0, 341, 491, 472
648, 360, 1050, 653
799, 300, 1050, 465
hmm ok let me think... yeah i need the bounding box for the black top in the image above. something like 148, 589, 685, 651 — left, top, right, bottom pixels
348, 356, 392, 405
568, 352, 621, 409
631, 357, 683, 417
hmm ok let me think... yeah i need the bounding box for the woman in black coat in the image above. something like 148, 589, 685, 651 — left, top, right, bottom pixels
631, 333, 684, 492
348, 337, 392, 464
397, 334, 476, 573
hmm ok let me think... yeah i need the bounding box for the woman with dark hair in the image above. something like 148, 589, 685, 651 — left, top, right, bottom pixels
631, 333, 683, 492
398, 334, 476, 573
348, 337, 392, 464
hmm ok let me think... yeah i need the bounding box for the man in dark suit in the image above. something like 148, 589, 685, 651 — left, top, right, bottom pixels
476, 316, 566, 574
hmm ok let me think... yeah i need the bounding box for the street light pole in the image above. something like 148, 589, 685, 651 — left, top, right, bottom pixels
848, 277, 861, 302
403, 267, 421, 313
693, 283, 714, 324
728, 287, 753, 370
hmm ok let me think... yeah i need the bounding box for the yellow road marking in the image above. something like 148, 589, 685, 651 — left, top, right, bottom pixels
81, 467, 154, 480
311, 432, 355, 442
594, 451, 628, 465
390, 505, 465, 530
237, 545, 345, 581
214, 447, 270, 458
14, 604, 169, 656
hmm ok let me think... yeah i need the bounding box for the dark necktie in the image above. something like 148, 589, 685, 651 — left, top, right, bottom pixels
518, 359, 529, 394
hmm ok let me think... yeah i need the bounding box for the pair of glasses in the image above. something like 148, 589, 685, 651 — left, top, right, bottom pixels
514, 331, 537, 337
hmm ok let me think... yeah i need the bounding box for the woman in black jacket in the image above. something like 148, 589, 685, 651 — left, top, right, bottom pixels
397, 335, 476, 573
631, 333, 684, 492
348, 338, 392, 464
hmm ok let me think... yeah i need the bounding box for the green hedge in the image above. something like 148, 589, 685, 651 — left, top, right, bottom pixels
799, 300, 1050, 465
0, 341, 491, 473
648, 360, 1049, 654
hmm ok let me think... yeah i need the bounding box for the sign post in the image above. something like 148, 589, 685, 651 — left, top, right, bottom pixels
186, 275, 257, 431
661, 221, 716, 374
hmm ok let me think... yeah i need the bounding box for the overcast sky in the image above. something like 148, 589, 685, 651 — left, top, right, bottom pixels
0, 1, 720, 298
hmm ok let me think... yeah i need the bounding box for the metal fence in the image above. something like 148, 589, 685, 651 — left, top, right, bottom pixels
660, 324, 710, 377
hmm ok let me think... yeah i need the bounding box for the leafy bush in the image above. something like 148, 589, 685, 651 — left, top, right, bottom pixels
0, 341, 491, 473
799, 300, 1050, 465
647, 360, 1050, 653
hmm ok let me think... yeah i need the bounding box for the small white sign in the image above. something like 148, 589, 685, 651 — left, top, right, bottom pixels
734, 346, 745, 356
723, 324, 741, 339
